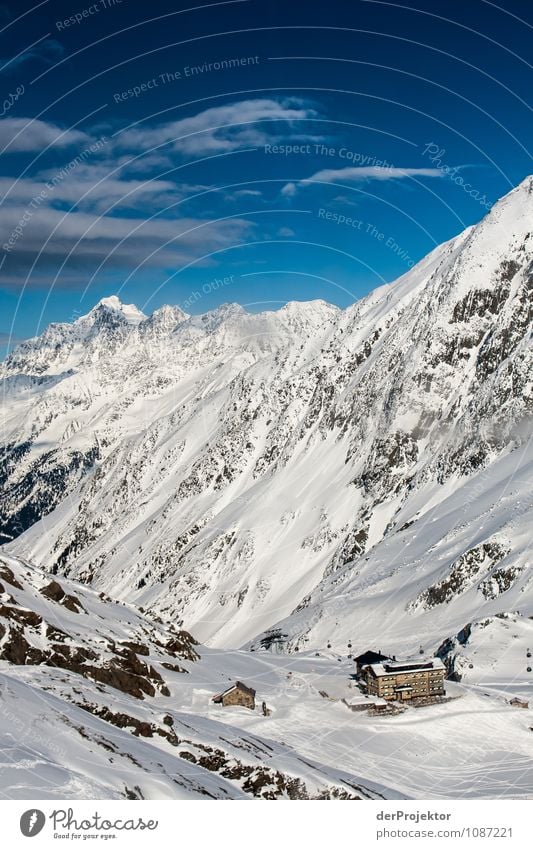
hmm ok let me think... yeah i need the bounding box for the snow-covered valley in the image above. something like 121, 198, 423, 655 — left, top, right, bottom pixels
1, 552, 532, 800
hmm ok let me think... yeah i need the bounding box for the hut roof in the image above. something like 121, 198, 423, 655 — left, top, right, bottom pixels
355, 650, 390, 666
212, 680, 256, 702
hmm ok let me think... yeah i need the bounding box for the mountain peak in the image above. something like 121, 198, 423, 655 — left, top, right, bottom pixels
191, 302, 248, 330
86, 295, 147, 325
515, 174, 533, 194
98, 295, 124, 310
486, 173, 533, 219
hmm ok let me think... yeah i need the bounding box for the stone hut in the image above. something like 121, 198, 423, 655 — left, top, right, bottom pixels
509, 697, 529, 709
212, 681, 256, 710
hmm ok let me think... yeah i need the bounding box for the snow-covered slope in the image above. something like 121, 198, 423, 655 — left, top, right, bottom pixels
2, 552, 532, 800
0, 552, 387, 800
1, 177, 532, 655
258, 441, 533, 655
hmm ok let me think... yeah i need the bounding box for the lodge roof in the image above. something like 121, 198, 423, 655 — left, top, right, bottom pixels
367, 657, 446, 678
355, 650, 390, 665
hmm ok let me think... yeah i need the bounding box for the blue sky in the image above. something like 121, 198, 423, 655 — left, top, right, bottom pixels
0, 0, 531, 351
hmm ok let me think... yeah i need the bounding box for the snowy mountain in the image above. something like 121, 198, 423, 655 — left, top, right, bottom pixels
1, 176, 532, 661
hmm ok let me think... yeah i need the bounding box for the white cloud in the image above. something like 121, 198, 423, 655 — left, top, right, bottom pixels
281, 182, 297, 198
0, 174, 179, 212
0, 97, 325, 287
232, 189, 263, 198
0, 117, 90, 153
0, 201, 254, 279
113, 99, 318, 157
331, 194, 359, 207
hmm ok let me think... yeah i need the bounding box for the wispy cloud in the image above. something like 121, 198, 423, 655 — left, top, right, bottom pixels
0, 98, 323, 287
282, 165, 444, 196
0, 330, 22, 344
0, 171, 188, 214
113, 99, 319, 157
0, 117, 90, 152
0, 200, 254, 286
232, 189, 263, 199
281, 182, 298, 198
0, 38, 64, 74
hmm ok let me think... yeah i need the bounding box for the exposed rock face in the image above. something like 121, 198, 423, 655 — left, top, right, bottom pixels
40, 579, 86, 613
1, 177, 532, 648
478, 564, 526, 600
74, 699, 362, 799
0, 554, 198, 698
413, 541, 510, 609
0, 445, 100, 545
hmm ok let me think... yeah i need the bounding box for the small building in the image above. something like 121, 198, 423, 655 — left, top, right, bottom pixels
212, 681, 256, 710
361, 657, 446, 701
370, 700, 390, 714
343, 696, 389, 713
509, 697, 529, 709
354, 649, 390, 675
343, 700, 371, 712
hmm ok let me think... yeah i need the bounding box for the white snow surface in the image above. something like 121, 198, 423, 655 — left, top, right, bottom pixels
1, 553, 532, 800
0, 553, 390, 800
